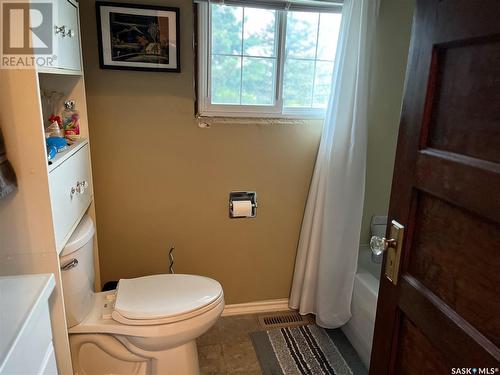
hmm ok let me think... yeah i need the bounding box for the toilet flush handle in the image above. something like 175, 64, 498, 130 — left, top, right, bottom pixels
61, 258, 78, 271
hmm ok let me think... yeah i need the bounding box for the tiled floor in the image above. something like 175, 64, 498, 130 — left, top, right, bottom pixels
196, 313, 269, 375
197, 313, 367, 375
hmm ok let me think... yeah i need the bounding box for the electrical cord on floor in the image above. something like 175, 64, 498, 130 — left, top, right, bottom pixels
169, 245, 175, 274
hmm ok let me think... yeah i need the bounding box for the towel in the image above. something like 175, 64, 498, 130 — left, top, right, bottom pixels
0, 131, 17, 199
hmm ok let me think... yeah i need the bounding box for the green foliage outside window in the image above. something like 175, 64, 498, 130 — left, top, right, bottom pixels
208, 4, 342, 112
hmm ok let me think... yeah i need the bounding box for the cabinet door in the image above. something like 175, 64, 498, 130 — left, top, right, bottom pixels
49, 144, 93, 252
55, 0, 81, 71
0, 303, 53, 375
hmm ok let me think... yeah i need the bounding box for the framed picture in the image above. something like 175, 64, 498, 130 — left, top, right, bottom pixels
96, 2, 180, 72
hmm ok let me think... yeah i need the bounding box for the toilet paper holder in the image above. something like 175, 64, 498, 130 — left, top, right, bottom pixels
229, 191, 257, 218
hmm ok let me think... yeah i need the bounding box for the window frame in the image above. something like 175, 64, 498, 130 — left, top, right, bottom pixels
196, 3, 340, 119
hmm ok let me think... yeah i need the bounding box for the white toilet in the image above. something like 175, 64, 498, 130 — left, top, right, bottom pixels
59, 215, 224, 375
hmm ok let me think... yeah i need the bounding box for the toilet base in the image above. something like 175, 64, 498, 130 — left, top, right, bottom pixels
157, 340, 199, 374
70, 333, 200, 375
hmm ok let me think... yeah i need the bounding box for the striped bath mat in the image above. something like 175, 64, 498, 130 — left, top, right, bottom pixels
250, 325, 367, 375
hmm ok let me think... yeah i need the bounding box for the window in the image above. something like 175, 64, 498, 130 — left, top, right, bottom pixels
197, 2, 342, 118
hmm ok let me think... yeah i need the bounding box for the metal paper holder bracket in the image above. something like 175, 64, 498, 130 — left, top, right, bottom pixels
229, 191, 257, 218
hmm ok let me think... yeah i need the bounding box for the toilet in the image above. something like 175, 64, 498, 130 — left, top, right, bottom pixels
59, 215, 224, 375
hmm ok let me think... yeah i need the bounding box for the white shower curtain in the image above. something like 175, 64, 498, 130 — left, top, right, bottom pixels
289, 0, 379, 328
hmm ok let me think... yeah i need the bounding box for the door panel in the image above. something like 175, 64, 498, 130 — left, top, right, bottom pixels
408, 193, 500, 346
415, 150, 500, 223
395, 318, 450, 375
370, 0, 500, 373
398, 277, 498, 366
427, 40, 500, 163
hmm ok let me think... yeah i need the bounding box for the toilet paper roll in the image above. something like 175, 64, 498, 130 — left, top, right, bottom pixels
232, 200, 253, 217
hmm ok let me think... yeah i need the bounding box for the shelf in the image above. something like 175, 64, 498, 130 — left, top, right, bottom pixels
37, 68, 83, 76
47, 138, 88, 173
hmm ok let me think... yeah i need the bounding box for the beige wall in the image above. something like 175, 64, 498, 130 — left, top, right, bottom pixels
79, 0, 323, 304
79, 0, 413, 304
360, 0, 414, 244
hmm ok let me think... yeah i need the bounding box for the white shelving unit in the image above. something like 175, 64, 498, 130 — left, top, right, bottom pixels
47, 139, 88, 173
0, 0, 100, 373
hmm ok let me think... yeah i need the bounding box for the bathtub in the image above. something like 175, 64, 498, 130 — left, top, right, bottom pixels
341, 245, 381, 369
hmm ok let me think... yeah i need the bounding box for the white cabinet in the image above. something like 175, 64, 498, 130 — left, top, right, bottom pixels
55, 0, 81, 71
0, 275, 57, 375
38, 0, 82, 73
49, 142, 93, 253
0, 0, 98, 372
40, 343, 58, 375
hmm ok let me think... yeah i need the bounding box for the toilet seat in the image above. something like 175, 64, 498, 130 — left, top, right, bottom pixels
111, 293, 224, 326
112, 274, 223, 325
69, 290, 225, 338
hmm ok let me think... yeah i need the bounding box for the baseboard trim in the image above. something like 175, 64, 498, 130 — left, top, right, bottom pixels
222, 298, 291, 317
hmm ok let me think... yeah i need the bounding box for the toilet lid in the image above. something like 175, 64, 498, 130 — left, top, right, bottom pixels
114, 274, 223, 320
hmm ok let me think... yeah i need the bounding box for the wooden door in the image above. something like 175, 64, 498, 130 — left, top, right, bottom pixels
370, 0, 500, 373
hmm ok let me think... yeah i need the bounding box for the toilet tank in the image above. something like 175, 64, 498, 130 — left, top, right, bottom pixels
370, 215, 387, 238
59, 215, 96, 327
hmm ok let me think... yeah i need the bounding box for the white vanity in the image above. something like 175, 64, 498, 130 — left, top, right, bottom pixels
0, 274, 56, 375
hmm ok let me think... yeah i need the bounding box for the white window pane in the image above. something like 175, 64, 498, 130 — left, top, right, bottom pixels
313, 61, 334, 108
243, 8, 277, 57
283, 59, 314, 108
317, 13, 342, 61
242, 57, 275, 105
211, 4, 243, 55
285, 12, 319, 59
211, 55, 241, 104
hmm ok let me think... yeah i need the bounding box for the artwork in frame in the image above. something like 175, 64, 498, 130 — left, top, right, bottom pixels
96, 2, 180, 72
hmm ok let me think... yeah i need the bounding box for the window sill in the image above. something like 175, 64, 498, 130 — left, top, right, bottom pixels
197, 108, 327, 120
196, 115, 324, 126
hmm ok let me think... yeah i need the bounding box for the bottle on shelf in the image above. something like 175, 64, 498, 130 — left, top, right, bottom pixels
61, 100, 80, 141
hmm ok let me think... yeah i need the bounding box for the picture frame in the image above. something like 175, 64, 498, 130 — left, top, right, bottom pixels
96, 2, 180, 72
